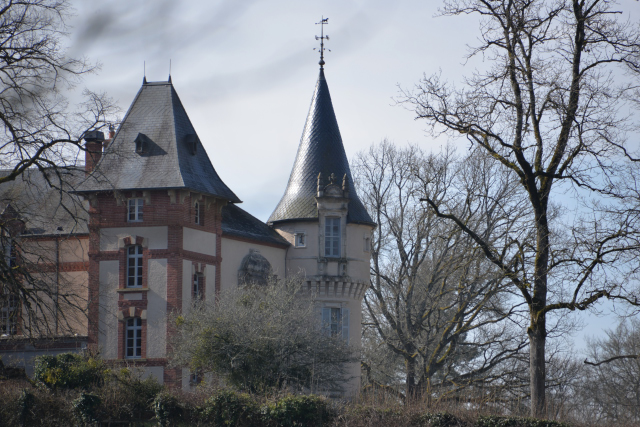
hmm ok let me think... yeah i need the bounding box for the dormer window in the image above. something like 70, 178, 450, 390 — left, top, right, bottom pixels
185, 134, 198, 155
134, 133, 146, 154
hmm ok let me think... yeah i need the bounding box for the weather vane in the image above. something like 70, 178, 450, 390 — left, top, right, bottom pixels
314, 17, 330, 68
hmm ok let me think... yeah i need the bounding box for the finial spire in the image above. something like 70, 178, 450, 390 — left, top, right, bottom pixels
315, 16, 330, 69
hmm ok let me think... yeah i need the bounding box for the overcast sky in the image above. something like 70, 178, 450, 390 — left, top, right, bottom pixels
66, 0, 640, 348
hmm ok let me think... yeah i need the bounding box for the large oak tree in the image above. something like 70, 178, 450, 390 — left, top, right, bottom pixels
402, 0, 640, 417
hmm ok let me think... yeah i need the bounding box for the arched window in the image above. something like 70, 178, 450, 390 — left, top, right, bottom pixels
125, 317, 142, 359
127, 245, 143, 287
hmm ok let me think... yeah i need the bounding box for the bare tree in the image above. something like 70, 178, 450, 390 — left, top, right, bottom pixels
354, 142, 528, 400
400, 0, 640, 417
169, 276, 357, 394
0, 0, 117, 338
579, 319, 640, 424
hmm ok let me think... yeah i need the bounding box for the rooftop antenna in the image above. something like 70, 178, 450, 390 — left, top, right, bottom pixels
314, 16, 330, 69
143, 60, 147, 84
168, 59, 172, 83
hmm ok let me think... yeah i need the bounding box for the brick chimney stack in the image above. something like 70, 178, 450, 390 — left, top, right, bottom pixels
83, 130, 105, 175
103, 124, 115, 151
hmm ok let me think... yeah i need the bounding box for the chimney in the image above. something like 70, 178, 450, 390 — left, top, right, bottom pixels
103, 124, 115, 151
83, 130, 105, 175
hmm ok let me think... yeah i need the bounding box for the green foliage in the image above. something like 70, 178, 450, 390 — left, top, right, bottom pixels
153, 392, 182, 427
72, 393, 101, 426
476, 416, 570, 427
263, 394, 334, 427
33, 353, 107, 390
414, 412, 463, 427
201, 389, 258, 426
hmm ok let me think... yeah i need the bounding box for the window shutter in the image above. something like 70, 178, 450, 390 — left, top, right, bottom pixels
322, 307, 331, 336
341, 308, 349, 342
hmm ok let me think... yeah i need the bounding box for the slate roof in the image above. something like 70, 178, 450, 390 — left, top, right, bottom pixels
76, 80, 240, 203
222, 204, 289, 247
268, 69, 374, 225
0, 168, 89, 236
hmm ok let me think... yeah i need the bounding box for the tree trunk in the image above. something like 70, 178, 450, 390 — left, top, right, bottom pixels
530, 214, 549, 418
528, 317, 546, 418
406, 357, 418, 400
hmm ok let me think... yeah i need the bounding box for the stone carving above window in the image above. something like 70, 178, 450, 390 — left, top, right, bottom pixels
237, 249, 271, 286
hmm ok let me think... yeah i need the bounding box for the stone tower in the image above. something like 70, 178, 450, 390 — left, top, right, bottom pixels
268, 67, 375, 395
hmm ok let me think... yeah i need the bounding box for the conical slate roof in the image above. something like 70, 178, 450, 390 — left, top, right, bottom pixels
77, 80, 240, 203
268, 69, 373, 225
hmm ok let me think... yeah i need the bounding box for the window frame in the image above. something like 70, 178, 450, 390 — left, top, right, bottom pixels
321, 306, 349, 341
294, 232, 306, 248
193, 272, 204, 301
125, 317, 142, 359
194, 201, 200, 225
0, 292, 18, 336
126, 245, 144, 288
127, 198, 144, 222
324, 217, 341, 258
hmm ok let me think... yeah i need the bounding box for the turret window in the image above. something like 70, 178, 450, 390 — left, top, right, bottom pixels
324, 217, 340, 258
321, 307, 349, 341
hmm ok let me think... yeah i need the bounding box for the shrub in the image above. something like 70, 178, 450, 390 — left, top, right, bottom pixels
33, 353, 107, 390
97, 368, 162, 422
201, 389, 258, 426
476, 416, 570, 427
264, 394, 334, 427
17, 389, 35, 426
72, 393, 101, 426
413, 412, 464, 427
153, 392, 182, 427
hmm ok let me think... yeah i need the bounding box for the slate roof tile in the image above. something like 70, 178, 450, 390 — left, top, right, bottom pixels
77, 81, 240, 203
268, 69, 374, 225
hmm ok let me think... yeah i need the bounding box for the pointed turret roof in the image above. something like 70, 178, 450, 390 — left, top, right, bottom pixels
77, 80, 240, 203
268, 69, 373, 225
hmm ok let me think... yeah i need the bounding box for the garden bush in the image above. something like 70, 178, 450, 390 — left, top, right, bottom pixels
413, 412, 465, 427
476, 416, 570, 427
264, 394, 334, 427
153, 391, 182, 427
72, 392, 101, 426
33, 353, 107, 390
201, 389, 259, 426
97, 368, 162, 422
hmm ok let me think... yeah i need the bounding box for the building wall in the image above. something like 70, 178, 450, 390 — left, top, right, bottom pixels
220, 237, 286, 292
88, 189, 226, 386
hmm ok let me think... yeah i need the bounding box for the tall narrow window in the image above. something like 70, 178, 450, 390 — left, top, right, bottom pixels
324, 217, 340, 258
127, 245, 143, 288
193, 272, 204, 301
194, 202, 201, 225
128, 198, 144, 222
0, 292, 18, 335
321, 307, 349, 341
125, 317, 142, 359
